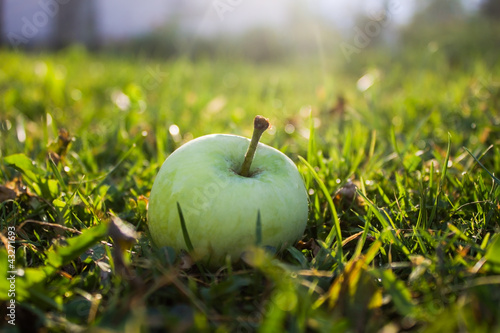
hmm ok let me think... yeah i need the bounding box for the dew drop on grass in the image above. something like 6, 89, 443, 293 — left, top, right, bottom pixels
169, 124, 182, 142
169, 124, 180, 136
138, 100, 147, 113
16, 116, 26, 143
267, 126, 276, 135
392, 116, 403, 127
71, 89, 82, 101
111, 91, 131, 111
285, 123, 295, 134
300, 105, 312, 117
299, 128, 310, 139
313, 117, 321, 128
35, 61, 48, 77
357, 73, 375, 91
4, 119, 12, 130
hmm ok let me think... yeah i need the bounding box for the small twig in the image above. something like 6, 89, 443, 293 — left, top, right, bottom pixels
452, 200, 493, 213
14, 219, 113, 247
341, 231, 364, 247
17, 219, 82, 234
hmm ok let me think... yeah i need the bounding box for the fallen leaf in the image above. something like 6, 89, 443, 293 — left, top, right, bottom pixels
295, 238, 321, 256
333, 179, 365, 210
0, 185, 16, 202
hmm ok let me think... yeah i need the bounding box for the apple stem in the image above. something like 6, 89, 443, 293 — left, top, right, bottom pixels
239, 115, 270, 177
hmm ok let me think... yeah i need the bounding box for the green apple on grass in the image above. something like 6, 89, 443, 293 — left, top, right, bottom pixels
148, 116, 308, 266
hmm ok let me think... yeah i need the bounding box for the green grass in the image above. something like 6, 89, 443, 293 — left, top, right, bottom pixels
0, 43, 499, 332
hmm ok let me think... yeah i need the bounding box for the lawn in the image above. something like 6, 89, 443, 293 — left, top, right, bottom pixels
0, 39, 499, 332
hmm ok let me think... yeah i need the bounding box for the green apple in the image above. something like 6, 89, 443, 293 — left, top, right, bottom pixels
148, 116, 308, 266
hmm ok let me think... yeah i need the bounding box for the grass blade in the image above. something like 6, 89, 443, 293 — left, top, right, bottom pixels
298, 156, 343, 260
48, 155, 68, 193
177, 202, 194, 252
357, 190, 410, 257
464, 145, 500, 186
176, 202, 208, 274
256, 209, 262, 246
429, 133, 451, 224
370, 268, 416, 317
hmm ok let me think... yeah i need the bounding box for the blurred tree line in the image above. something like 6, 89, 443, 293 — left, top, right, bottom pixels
482, 0, 500, 18
54, 1, 98, 49
0, 0, 97, 48
0, 0, 499, 60
397, 0, 500, 68
0, 0, 3, 43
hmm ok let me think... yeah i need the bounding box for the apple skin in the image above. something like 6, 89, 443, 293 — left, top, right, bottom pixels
148, 134, 308, 266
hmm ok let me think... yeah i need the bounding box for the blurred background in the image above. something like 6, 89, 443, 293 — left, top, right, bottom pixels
1, 0, 498, 62
1, 0, 499, 160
